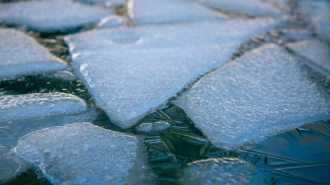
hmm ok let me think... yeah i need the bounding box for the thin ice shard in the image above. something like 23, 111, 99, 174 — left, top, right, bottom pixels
175, 44, 330, 148
14, 122, 156, 185
0, 29, 67, 79
75, 0, 126, 8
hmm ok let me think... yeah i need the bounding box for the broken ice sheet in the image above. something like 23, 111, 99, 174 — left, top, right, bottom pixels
128, 0, 226, 25
0, 0, 112, 33
0, 92, 87, 121
66, 18, 284, 129
0, 29, 67, 79
188, 0, 283, 17
14, 122, 156, 185
287, 39, 330, 76
175, 44, 330, 149
75, 0, 126, 8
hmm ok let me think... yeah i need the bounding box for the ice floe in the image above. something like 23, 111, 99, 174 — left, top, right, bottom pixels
287, 39, 330, 76
129, 0, 226, 25
136, 121, 170, 133
0, 0, 111, 33
0, 29, 67, 79
175, 44, 330, 148
0, 92, 87, 121
66, 18, 284, 128
14, 122, 156, 185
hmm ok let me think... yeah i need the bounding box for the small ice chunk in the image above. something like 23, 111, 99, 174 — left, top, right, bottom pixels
129, 0, 226, 25
136, 121, 170, 133
0, 29, 67, 79
0, 93, 87, 121
175, 44, 330, 148
178, 158, 268, 185
75, 0, 126, 8
97, 15, 124, 28
287, 39, 330, 76
40, 70, 76, 81
189, 0, 283, 17
14, 122, 156, 185
0, 0, 111, 33
280, 29, 315, 41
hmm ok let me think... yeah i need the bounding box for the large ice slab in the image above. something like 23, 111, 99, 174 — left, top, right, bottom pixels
188, 0, 283, 17
14, 122, 156, 185
66, 19, 284, 128
76, 0, 126, 8
287, 39, 330, 76
0, 92, 87, 121
129, 0, 226, 25
0, 29, 67, 79
0, 0, 111, 33
175, 44, 330, 148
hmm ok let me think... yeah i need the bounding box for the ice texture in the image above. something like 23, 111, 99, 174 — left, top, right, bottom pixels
0, 29, 67, 79
178, 158, 268, 185
175, 44, 330, 148
0, 0, 111, 33
65, 18, 284, 128
188, 0, 283, 17
75, 0, 126, 7
129, 0, 226, 25
14, 122, 156, 185
287, 39, 330, 76
0, 92, 87, 121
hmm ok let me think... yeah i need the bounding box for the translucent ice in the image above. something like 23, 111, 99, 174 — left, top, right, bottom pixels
136, 121, 170, 133
0, 92, 87, 121
287, 39, 330, 76
75, 0, 126, 8
129, 0, 226, 25
178, 158, 268, 185
0, 29, 67, 79
14, 122, 156, 185
0, 0, 111, 33
66, 19, 284, 128
175, 44, 330, 148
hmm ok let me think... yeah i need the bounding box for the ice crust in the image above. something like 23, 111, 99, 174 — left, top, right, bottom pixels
0, 0, 111, 33
0, 29, 67, 79
287, 39, 330, 76
75, 0, 126, 7
14, 122, 156, 185
178, 158, 267, 185
0, 93, 87, 121
175, 44, 330, 148
129, 0, 226, 25
65, 18, 284, 128
188, 0, 283, 17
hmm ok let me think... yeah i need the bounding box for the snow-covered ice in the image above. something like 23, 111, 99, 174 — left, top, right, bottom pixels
0, 93, 87, 121
0, 0, 111, 33
65, 18, 284, 128
0, 29, 67, 79
14, 122, 156, 185
175, 44, 330, 148
75, 0, 126, 8
287, 39, 330, 76
129, 0, 226, 25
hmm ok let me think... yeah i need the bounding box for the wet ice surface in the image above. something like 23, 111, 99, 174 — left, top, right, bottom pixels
175, 44, 330, 148
0, 29, 67, 79
287, 39, 330, 76
129, 0, 226, 25
14, 122, 156, 185
0, 0, 111, 33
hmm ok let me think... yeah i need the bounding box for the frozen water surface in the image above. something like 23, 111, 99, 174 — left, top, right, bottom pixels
129, 0, 226, 25
287, 39, 330, 76
75, 0, 126, 8
0, 92, 87, 121
14, 122, 156, 185
0, 0, 111, 33
175, 44, 330, 148
0, 29, 67, 79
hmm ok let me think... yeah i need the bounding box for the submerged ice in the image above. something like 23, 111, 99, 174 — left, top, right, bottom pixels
175, 44, 330, 148
14, 122, 156, 185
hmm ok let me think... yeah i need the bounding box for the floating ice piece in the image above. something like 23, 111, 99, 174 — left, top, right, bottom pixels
75, 0, 126, 8
280, 29, 315, 41
129, 0, 226, 25
287, 39, 330, 76
14, 122, 156, 185
98, 15, 124, 28
188, 0, 283, 17
66, 19, 284, 128
175, 44, 330, 148
136, 121, 170, 133
0, 29, 67, 79
0, 0, 111, 33
178, 158, 268, 185
0, 92, 87, 121
40, 70, 76, 81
